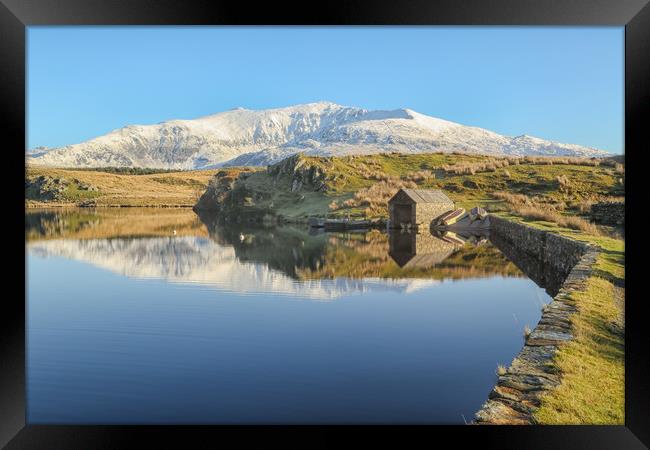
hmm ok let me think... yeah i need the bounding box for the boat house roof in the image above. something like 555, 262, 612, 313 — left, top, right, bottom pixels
389, 189, 453, 205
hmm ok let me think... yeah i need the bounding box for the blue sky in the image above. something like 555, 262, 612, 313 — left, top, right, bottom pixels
27, 27, 624, 153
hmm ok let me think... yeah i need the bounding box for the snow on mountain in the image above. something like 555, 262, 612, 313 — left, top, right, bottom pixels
28, 101, 609, 169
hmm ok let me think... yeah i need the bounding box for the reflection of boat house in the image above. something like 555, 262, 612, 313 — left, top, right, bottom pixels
388, 189, 454, 229
389, 231, 461, 269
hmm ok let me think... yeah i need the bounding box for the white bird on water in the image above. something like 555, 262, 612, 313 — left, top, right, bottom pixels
173, 230, 177, 235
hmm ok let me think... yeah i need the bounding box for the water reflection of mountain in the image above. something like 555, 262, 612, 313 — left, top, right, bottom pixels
27, 208, 527, 300
207, 225, 329, 278
28, 237, 444, 300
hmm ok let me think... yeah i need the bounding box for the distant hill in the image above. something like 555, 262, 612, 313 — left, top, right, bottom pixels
28, 102, 609, 169
194, 152, 624, 222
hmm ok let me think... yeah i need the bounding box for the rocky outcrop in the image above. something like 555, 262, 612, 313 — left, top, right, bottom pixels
193, 170, 242, 212
266, 154, 329, 192
194, 155, 330, 222
25, 175, 98, 202
193, 167, 279, 224
475, 217, 599, 424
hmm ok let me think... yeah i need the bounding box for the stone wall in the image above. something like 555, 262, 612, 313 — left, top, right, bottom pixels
490, 216, 588, 278
591, 201, 624, 225
474, 216, 599, 424
415, 203, 454, 227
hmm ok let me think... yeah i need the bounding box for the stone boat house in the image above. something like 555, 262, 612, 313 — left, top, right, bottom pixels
388, 189, 454, 229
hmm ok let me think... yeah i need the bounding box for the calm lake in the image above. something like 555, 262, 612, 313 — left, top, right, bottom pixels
26, 208, 552, 424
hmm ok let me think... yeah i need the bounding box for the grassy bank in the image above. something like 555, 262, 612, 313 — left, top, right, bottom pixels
493, 213, 624, 424
534, 277, 624, 424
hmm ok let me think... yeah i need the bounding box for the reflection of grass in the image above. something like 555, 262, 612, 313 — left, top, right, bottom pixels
25, 209, 99, 241
534, 277, 624, 424
296, 231, 522, 281
26, 208, 208, 241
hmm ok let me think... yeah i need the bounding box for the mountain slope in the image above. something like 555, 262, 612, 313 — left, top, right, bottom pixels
28, 102, 609, 169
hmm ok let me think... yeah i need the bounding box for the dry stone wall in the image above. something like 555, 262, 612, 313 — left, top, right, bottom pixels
415, 203, 454, 227
474, 216, 599, 424
591, 201, 624, 225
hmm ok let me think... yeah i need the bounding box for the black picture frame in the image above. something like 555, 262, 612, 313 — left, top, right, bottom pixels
3, 1, 648, 448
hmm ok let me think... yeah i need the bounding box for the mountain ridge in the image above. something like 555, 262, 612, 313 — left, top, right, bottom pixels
28, 102, 609, 169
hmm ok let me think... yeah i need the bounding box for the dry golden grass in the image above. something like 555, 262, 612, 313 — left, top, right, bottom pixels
402, 170, 436, 182
26, 167, 219, 207
341, 179, 417, 213
492, 191, 603, 235
511, 205, 601, 235
436, 154, 610, 177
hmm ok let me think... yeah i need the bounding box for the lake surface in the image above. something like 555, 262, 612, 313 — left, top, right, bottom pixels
26, 208, 552, 424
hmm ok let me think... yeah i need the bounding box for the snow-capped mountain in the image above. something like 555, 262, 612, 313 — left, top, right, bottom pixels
28, 101, 609, 169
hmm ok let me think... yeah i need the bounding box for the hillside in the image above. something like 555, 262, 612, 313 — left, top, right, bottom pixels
194, 152, 624, 230
25, 167, 218, 207
28, 102, 608, 169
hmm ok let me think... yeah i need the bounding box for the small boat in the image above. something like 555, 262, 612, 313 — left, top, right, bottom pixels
435, 208, 467, 226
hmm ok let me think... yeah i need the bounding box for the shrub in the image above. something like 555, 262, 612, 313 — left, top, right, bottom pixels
492, 191, 533, 206
493, 191, 602, 235
337, 178, 418, 214
403, 170, 435, 182
511, 205, 601, 235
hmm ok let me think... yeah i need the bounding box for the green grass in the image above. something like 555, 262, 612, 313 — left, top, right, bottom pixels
533, 277, 624, 424
221, 153, 622, 222
61, 182, 102, 201
494, 212, 625, 424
